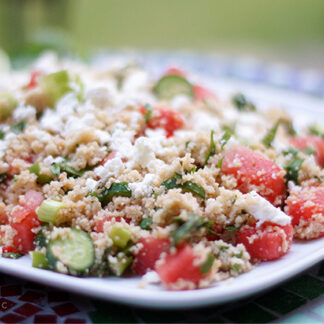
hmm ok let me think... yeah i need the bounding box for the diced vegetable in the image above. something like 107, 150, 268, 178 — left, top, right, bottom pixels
29, 162, 53, 185
109, 254, 133, 276
10, 190, 44, 254
0, 93, 17, 121
193, 85, 217, 101
37, 199, 65, 223
146, 107, 184, 137
109, 224, 131, 248
30, 251, 49, 269
156, 244, 207, 289
236, 222, 293, 261
221, 145, 286, 206
154, 75, 193, 100
285, 186, 324, 239
232, 93, 256, 111
143, 103, 152, 123
133, 236, 169, 275
310, 124, 324, 137
47, 228, 95, 272
39, 70, 72, 107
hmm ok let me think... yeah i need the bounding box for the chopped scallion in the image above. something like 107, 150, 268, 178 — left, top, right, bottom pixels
37, 199, 65, 223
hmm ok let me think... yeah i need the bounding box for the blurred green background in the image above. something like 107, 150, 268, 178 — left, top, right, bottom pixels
0, 0, 323, 70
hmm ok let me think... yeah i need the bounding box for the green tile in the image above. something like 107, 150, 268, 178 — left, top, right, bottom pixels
311, 304, 324, 318
280, 313, 323, 324
222, 303, 276, 323
256, 288, 306, 315
283, 275, 324, 299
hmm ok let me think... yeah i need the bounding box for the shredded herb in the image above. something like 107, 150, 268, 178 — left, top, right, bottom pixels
217, 157, 224, 169
92, 182, 132, 207
220, 127, 234, 149
29, 162, 53, 184
10, 121, 26, 134
262, 120, 280, 148
219, 245, 229, 252
182, 181, 206, 199
225, 225, 238, 232
285, 156, 304, 184
162, 174, 206, 200
235, 251, 243, 258
50, 161, 83, 178
205, 130, 216, 164
0, 130, 5, 139
200, 253, 215, 274
34, 231, 47, 248
140, 217, 153, 230
232, 93, 256, 111
231, 264, 241, 273
2, 252, 23, 259
143, 103, 152, 123
0, 173, 7, 184
162, 173, 182, 190
170, 213, 207, 246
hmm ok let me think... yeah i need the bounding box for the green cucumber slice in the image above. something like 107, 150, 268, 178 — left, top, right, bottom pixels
47, 228, 94, 272
154, 75, 193, 100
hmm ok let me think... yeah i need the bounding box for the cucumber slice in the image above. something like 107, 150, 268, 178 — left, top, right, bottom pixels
39, 70, 72, 107
0, 93, 17, 121
154, 75, 193, 100
47, 228, 94, 272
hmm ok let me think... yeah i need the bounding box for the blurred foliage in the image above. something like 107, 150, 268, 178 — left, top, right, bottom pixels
0, 0, 323, 64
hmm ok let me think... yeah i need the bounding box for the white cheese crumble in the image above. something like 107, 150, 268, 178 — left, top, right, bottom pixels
42, 155, 64, 167
128, 173, 156, 198
94, 157, 125, 180
85, 178, 98, 192
142, 271, 161, 284
13, 105, 36, 121
233, 191, 291, 227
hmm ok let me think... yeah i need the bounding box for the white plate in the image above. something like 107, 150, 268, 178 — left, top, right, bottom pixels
1, 59, 324, 309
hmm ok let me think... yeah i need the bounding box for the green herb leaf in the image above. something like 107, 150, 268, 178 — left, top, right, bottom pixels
162, 173, 182, 190
34, 231, 47, 248
231, 264, 241, 273
10, 121, 26, 134
232, 93, 256, 111
200, 253, 215, 274
144, 103, 152, 123
93, 182, 132, 207
50, 161, 83, 178
217, 157, 224, 169
170, 213, 207, 246
284, 156, 304, 184
140, 217, 153, 230
219, 245, 229, 252
0, 130, 5, 139
220, 127, 234, 149
262, 120, 280, 148
225, 225, 238, 232
182, 181, 206, 199
235, 250, 243, 258
2, 252, 23, 259
205, 130, 216, 164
